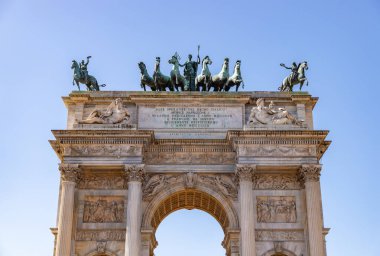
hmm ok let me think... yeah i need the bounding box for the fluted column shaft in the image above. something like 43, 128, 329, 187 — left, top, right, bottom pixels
236, 165, 256, 256
55, 164, 79, 256
125, 165, 145, 256
300, 165, 324, 256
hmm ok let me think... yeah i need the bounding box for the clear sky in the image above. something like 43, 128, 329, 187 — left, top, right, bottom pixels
0, 0, 379, 255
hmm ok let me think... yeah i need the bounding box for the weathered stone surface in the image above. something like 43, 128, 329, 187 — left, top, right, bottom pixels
50, 91, 331, 256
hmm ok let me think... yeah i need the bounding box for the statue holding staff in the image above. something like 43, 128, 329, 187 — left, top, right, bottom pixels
179, 45, 201, 91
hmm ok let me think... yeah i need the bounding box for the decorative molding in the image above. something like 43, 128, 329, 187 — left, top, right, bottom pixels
238, 145, 315, 157
76, 230, 126, 241
64, 145, 141, 157
253, 174, 300, 190
125, 164, 145, 182
83, 197, 124, 223
235, 164, 256, 182
144, 151, 235, 165
255, 230, 304, 241
59, 164, 80, 183
298, 165, 322, 183
256, 196, 297, 223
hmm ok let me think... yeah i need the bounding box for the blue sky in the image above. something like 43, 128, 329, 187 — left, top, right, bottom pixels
0, 0, 379, 255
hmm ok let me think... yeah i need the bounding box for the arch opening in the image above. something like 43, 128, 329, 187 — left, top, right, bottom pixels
150, 190, 230, 232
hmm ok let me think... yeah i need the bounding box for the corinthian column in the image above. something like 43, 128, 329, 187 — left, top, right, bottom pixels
55, 164, 80, 256
235, 165, 256, 256
299, 165, 324, 256
125, 164, 145, 256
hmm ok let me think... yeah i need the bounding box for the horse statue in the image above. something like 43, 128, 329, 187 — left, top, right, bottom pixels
71, 60, 106, 91
169, 53, 188, 91
138, 62, 156, 91
224, 60, 244, 92
78, 98, 130, 124
153, 57, 174, 91
278, 61, 309, 92
195, 56, 212, 91
209, 58, 229, 91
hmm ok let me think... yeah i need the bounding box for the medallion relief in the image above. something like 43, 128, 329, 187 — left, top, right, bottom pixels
256, 196, 297, 223
83, 197, 124, 223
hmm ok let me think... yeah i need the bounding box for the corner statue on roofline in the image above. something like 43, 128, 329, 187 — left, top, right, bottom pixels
71, 56, 107, 91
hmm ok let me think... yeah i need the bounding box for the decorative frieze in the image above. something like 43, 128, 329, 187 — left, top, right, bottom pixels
235, 165, 256, 182
83, 197, 124, 223
77, 175, 127, 190
59, 164, 80, 182
144, 151, 235, 164
238, 145, 315, 157
64, 145, 141, 157
125, 164, 145, 182
298, 165, 322, 183
256, 196, 297, 223
76, 230, 126, 241
255, 230, 304, 241
253, 174, 300, 190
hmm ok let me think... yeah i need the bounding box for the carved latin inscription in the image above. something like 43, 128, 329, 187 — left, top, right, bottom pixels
255, 230, 304, 241
83, 197, 124, 223
138, 105, 243, 129
76, 230, 126, 241
257, 196, 297, 223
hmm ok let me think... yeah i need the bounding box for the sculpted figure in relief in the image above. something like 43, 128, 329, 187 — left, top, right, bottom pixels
83, 198, 124, 223
143, 174, 180, 200
247, 98, 302, 126
78, 98, 130, 124
257, 196, 297, 223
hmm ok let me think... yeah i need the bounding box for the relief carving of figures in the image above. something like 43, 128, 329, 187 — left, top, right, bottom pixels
145, 151, 235, 165
76, 230, 126, 241
77, 175, 127, 190
253, 174, 300, 190
143, 174, 181, 200
78, 98, 130, 124
255, 230, 303, 241
83, 197, 124, 223
67, 145, 140, 157
257, 196, 297, 223
198, 174, 237, 199
247, 98, 302, 127
239, 145, 313, 157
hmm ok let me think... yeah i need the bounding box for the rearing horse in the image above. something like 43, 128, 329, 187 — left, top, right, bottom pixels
224, 60, 244, 92
279, 61, 309, 92
153, 57, 174, 91
210, 58, 229, 91
71, 60, 106, 91
169, 54, 188, 91
195, 56, 212, 91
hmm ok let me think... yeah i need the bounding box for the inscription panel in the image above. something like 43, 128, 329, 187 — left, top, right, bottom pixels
138, 105, 243, 130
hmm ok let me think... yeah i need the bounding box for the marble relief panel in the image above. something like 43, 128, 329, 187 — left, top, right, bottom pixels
83, 196, 124, 223
257, 196, 297, 223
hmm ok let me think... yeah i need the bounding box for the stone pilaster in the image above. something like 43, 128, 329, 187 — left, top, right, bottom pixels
55, 164, 80, 256
125, 164, 145, 256
235, 164, 256, 256
299, 165, 324, 256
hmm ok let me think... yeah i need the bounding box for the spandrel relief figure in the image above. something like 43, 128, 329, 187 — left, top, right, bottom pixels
247, 98, 302, 127
78, 98, 130, 124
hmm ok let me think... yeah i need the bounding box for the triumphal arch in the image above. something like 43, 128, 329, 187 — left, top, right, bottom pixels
50, 91, 330, 256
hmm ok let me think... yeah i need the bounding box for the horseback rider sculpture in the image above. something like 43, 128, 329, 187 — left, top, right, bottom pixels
80, 56, 91, 83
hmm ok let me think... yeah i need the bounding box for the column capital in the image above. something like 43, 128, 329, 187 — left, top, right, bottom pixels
59, 164, 80, 183
235, 164, 256, 182
124, 164, 145, 182
298, 164, 322, 183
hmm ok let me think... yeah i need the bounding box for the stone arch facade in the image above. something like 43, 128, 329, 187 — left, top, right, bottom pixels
51, 92, 331, 256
